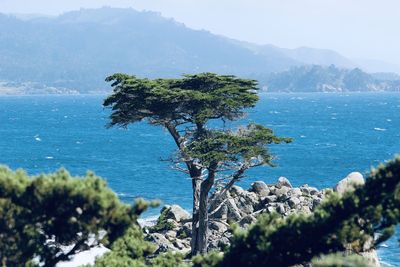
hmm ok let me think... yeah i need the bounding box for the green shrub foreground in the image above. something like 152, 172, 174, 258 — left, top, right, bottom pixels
0, 167, 148, 267
1, 156, 399, 266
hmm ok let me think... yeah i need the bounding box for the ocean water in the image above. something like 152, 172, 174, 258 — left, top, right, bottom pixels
0, 92, 399, 265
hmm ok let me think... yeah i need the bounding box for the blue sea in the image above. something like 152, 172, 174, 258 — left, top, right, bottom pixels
0, 93, 399, 265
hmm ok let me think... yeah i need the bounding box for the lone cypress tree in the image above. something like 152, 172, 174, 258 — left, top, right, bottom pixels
104, 72, 290, 254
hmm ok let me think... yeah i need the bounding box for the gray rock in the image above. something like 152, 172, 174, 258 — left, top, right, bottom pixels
173, 238, 191, 251
235, 191, 259, 216
165, 230, 177, 240
288, 197, 301, 208
239, 214, 256, 227
277, 176, 293, 188
145, 233, 176, 253
334, 172, 365, 195
209, 220, 228, 233
226, 198, 242, 221
275, 186, 290, 200
290, 188, 302, 197
277, 203, 286, 214
264, 195, 278, 203
300, 184, 319, 195
162, 205, 190, 222
300, 184, 310, 191
146, 177, 340, 256
309, 187, 319, 195
250, 181, 270, 197
173, 239, 185, 250
269, 185, 277, 195
237, 197, 254, 214
230, 185, 244, 196
243, 191, 259, 205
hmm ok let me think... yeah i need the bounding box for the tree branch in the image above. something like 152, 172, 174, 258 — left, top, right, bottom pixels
208, 163, 249, 212
165, 122, 184, 149
171, 165, 190, 174
208, 198, 228, 217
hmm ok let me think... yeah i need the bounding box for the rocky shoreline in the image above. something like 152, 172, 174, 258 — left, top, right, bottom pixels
142, 172, 381, 266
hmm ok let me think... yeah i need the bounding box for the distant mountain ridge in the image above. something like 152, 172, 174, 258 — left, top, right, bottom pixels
0, 7, 288, 92
231, 40, 356, 69
264, 65, 400, 92
0, 7, 398, 93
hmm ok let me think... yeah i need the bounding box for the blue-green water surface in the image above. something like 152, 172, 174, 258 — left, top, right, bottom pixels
0, 93, 399, 265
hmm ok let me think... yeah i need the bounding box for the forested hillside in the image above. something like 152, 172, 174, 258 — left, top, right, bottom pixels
263, 65, 400, 92
0, 7, 399, 93
0, 7, 295, 92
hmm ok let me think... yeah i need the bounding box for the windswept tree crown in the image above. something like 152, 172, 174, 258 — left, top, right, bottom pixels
186, 124, 289, 167
103, 73, 259, 126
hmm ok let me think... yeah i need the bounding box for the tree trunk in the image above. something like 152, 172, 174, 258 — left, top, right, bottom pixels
191, 176, 201, 254
197, 182, 210, 254
193, 167, 216, 255
164, 122, 212, 255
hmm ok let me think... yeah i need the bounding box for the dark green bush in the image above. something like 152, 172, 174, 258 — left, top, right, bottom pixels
0, 167, 140, 266
149, 207, 176, 233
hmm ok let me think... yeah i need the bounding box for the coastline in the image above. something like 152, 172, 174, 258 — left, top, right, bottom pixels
1, 91, 400, 97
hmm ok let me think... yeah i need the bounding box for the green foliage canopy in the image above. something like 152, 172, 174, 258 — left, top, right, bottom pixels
186, 123, 290, 167
0, 167, 141, 266
103, 72, 259, 127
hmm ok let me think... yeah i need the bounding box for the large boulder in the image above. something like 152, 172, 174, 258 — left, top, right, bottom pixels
145, 233, 176, 253
226, 198, 242, 221
277, 176, 293, 189
250, 181, 270, 198
164, 230, 177, 241
236, 198, 254, 215
209, 220, 229, 233
334, 172, 365, 195
263, 195, 278, 203
173, 238, 191, 253
275, 186, 290, 200
235, 191, 258, 216
288, 196, 301, 208
161, 205, 190, 222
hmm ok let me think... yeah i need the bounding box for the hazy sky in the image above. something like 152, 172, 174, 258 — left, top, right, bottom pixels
1, 0, 399, 65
